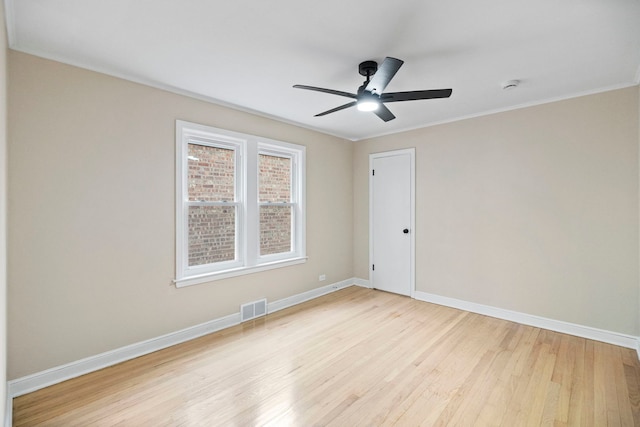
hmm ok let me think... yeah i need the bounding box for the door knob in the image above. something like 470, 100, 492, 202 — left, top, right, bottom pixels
403, 228, 409, 234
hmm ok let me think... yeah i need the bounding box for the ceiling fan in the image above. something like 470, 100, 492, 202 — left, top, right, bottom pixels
293, 57, 452, 122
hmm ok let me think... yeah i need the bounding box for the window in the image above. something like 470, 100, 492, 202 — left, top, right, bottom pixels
187, 142, 241, 270
176, 121, 306, 286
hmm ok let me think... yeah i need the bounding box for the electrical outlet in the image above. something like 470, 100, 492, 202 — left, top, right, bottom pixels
319, 274, 326, 281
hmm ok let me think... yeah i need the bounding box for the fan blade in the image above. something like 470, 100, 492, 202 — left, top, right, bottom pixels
314, 101, 357, 117
293, 85, 357, 99
365, 57, 404, 94
381, 89, 453, 102
373, 104, 396, 122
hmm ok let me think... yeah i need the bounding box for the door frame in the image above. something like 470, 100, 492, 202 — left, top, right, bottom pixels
369, 148, 416, 298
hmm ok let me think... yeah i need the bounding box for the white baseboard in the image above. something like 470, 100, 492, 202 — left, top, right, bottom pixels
267, 278, 355, 313
352, 277, 371, 288
414, 290, 639, 350
8, 278, 362, 399
8, 312, 240, 398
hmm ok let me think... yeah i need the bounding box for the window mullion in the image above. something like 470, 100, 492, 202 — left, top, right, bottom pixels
236, 147, 245, 267
245, 139, 259, 267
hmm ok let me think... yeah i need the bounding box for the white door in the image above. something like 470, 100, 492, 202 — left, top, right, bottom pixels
370, 149, 414, 296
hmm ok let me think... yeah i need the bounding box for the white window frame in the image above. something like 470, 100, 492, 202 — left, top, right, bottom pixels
257, 144, 304, 264
175, 120, 306, 287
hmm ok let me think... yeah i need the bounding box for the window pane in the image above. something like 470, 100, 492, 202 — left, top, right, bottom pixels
188, 144, 235, 202
259, 154, 291, 203
188, 205, 235, 266
260, 205, 291, 255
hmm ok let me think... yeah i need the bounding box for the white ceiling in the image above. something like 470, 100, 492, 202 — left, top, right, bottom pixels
5, 0, 640, 141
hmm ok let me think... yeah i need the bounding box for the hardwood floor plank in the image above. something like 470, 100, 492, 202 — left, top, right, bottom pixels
12, 287, 640, 426
551, 334, 573, 424
566, 336, 586, 426
624, 359, 640, 426
592, 341, 610, 426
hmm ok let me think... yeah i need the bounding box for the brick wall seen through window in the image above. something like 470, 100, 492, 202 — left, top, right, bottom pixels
187, 144, 236, 266
259, 154, 292, 256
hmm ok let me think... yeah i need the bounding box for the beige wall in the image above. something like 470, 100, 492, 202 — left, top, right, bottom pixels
354, 87, 640, 335
0, 0, 7, 420
7, 51, 353, 379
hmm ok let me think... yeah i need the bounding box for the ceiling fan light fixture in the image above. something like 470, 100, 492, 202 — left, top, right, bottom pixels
357, 100, 380, 112
357, 92, 380, 111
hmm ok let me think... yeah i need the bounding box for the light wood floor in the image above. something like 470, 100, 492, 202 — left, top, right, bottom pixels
13, 286, 640, 426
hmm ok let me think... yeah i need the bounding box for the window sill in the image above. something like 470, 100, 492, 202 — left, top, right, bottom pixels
174, 256, 308, 288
